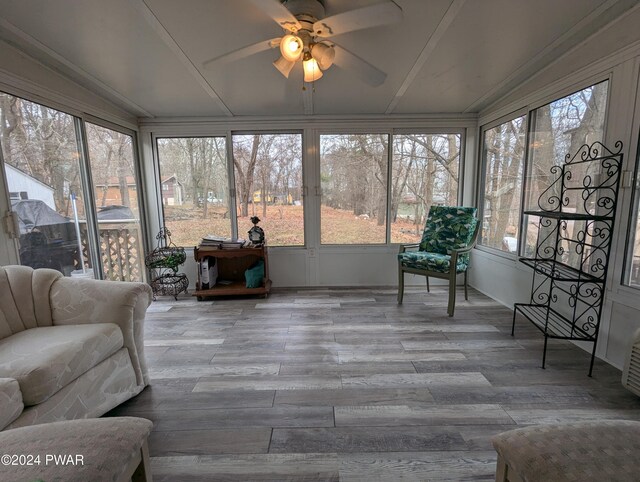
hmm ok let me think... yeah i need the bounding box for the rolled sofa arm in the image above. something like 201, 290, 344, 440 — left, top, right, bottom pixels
49, 278, 153, 387
0, 378, 23, 430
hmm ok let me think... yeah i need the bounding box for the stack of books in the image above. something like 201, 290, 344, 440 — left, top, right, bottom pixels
200, 235, 248, 249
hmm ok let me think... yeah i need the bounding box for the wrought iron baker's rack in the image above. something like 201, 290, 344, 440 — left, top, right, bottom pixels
513, 141, 623, 376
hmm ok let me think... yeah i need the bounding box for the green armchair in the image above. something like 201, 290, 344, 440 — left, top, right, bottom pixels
397, 206, 479, 316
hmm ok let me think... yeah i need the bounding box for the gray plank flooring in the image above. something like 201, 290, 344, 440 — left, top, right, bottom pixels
106, 286, 640, 481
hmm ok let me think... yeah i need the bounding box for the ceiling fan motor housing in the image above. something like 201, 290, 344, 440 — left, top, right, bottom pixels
206, 0, 395, 87
282, 0, 325, 24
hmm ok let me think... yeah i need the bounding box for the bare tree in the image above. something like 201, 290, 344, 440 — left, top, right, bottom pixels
233, 135, 260, 218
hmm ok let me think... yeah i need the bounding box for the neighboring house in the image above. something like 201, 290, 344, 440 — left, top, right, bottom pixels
94, 176, 138, 207
161, 175, 184, 206
252, 190, 293, 204
4, 163, 56, 209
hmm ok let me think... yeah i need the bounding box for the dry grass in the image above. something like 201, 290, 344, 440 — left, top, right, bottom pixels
163, 204, 422, 247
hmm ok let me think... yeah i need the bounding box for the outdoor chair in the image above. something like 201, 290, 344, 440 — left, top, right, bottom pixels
397, 206, 479, 316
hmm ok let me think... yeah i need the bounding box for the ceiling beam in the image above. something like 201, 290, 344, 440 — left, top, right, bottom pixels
384, 0, 466, 114
0, 18, 154, 118
463, 0, 624, 113
133, 0, 233, 117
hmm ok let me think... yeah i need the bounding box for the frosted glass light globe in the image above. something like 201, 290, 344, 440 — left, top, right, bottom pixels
280, 34, 303, 61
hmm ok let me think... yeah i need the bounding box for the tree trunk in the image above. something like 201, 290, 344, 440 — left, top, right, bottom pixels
233, 135, 260, 217
447, 135, 459, 204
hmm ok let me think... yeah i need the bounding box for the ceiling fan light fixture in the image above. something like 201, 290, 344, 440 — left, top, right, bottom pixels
310, 42, 335, 70
273, 56, 296, 78
303, 56, 323, 82
280, 34, 304, 61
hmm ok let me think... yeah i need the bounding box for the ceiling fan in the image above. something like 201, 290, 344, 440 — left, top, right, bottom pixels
202, 0, 403, 87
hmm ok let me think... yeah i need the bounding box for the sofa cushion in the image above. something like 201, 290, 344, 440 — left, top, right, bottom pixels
0, 324, 123, 406
0, 378, 23, 430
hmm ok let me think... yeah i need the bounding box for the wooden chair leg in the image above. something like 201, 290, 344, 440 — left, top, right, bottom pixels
447, 272, 456, 316
464, 270, 469, 301
397, 265, 404, 304
131, 440, 152, 482
495, 454, 507, 482
425, 276, 430, 293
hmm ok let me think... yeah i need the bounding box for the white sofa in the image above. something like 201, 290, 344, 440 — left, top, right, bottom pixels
0, 265, 152, 430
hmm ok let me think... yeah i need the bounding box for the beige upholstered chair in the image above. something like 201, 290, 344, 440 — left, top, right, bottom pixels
0, 417, 153, 482
0, 265, 152, 430
492, 420, 640, 482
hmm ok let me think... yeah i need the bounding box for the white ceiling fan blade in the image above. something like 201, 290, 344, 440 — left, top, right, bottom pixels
313, 2, 403, 38
202, 38, 281, 68
248, 0, 301, 32
332, 43, 387, 87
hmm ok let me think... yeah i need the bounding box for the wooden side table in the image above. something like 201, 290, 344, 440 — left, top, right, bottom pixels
193, 245, 271, 300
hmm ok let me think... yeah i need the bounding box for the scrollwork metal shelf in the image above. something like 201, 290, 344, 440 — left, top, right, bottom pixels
518, 258, 601, 283
512, 141, 623, 376
145, 227, 188, 301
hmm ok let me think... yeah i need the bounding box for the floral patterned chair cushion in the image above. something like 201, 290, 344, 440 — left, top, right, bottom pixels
399, 251, 469, 273
398, 206, 478, 274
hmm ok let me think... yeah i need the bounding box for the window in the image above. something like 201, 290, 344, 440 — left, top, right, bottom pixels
626, 137, 640, 288
156, 137, 231, 246
479, 82, 610, 257
0, 93, 148, 281
629, 212, 640, 288
85, 123, 145, 281
9, 192, 28, 201
480, 116, 527, 252
232, 133, 303, 246
390, 134, 461, 243
523, 81, 609, 257
320, 134, 389, 244
0, 92, 96, 275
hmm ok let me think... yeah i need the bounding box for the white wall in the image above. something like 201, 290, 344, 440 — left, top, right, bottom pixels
470, 6, 640, 369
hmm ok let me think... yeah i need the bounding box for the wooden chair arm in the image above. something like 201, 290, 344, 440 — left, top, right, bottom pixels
448, 245, 475, 255
399, 243, 420, 253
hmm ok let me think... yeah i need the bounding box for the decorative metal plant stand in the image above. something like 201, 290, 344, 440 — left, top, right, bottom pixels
512, 141, 623, 376
145, 228, 188, 300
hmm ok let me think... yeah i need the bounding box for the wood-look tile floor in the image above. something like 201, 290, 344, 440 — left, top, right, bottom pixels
106, 287, 640, 481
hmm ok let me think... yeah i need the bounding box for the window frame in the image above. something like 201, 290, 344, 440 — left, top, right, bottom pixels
476, 109, 529, 259
477, 77, 613, 260
145, 122, 471, 252
318, 130, 392, 246
622, 128, 640, 289
519, 79, 611, 258
317, 128, 466, 246
81, 116, 149, 281
389, 129, 466, 245
231, 130, 306, 247
0, 90, 147, 280
154, 135, 233, 246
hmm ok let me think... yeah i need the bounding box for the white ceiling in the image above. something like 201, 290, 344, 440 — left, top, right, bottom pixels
0, 0, 637, 118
